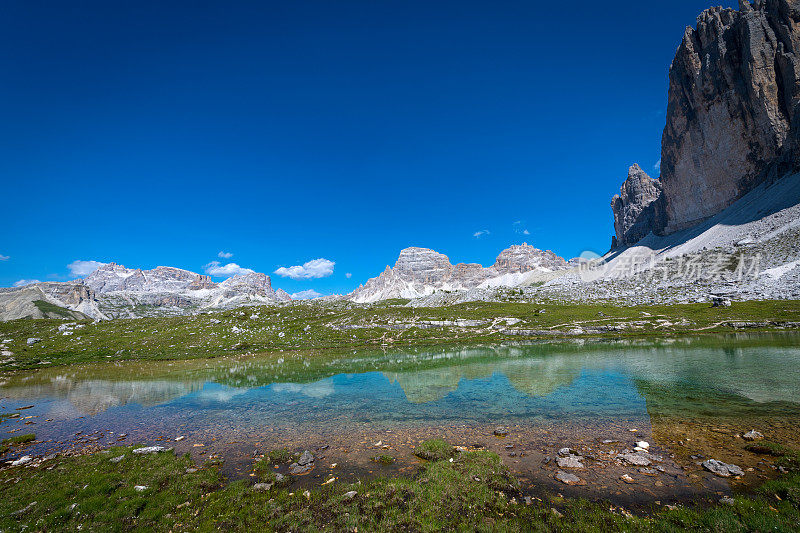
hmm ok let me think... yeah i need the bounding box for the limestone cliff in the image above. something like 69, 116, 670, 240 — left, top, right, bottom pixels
613, 0, 800, 246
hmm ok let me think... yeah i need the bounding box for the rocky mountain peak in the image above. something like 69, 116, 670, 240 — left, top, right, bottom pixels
611, 165, 663, 248
492, 243, 568, 273
349, 244, 570, 303
611, 0, 800, 244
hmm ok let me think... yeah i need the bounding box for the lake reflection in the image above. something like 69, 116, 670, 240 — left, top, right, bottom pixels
1, 333, 799, 447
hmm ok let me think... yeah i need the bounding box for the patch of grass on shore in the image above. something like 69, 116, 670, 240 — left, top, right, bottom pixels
0, 433, 35, 455
1, 444, 800, 531
414, 438, 454, 461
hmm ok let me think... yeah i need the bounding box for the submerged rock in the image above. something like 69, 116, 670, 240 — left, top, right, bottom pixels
556, 456, 584, 469
742, 430, 764, 441
298, 450, 314, 466
132, 446, 170, 455
702, 459, 744, 477
618, 452, 651, 466
555, 470, 582, 485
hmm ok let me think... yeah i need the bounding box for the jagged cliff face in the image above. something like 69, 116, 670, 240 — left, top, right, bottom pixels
613, 0, 800, 246
349, 244, 569, 303
660, 0, 800, 233
611, 165, 663, 248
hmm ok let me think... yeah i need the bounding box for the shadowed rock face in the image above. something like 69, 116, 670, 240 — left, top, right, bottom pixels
613, 0, 800, 245
611, 165, 663, 248
660, 0, 800, 234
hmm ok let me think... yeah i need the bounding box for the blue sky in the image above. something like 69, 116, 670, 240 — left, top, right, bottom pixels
0, 1, 736, 296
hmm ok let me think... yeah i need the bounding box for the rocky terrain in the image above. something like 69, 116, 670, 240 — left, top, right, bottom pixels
0, 263, 292, 321
348, 244, 569, 303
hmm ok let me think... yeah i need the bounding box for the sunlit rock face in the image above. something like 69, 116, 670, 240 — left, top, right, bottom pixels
349, 244, 569, 303
612, 0, 800, 244
78, 263, 289, 317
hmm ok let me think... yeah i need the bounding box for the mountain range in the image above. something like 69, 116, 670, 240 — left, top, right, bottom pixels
2, 0, 799, 320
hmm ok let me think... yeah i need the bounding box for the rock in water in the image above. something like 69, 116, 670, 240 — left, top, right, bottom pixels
702, 459, 744, 477
743, 430, 764, 441
297, 450, 314, 466
132, 446, 169, 455
555, 470, 582, 485
556, 456, 585, 469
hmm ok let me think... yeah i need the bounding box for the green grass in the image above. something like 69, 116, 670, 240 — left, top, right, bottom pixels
266, 448, 292, 464
371, 454, 396, 465
32, 300, 87, 320
2, 444, 800, 532
0, 433, 35, 455
414, 438, 455, 461
744, 440, 800, 471
2, 299, 799, 371
745, 440, 789, 456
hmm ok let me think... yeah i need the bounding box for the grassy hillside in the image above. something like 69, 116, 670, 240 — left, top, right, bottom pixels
1, 299, 800, 370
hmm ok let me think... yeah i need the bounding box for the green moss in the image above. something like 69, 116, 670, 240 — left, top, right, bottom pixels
266, 448, 292, 464
371, 454, 396, 465
414, 439, 455, 461
745, 440, 788, 456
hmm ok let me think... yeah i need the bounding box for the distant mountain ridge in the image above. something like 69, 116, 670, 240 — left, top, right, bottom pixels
349, 244, 570, 303
0, 263, 292, 321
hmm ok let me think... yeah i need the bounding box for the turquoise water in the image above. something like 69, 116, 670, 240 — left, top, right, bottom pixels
1, 334, 799, 454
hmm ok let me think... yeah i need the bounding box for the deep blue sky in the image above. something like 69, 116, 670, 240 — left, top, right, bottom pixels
0, 1, 736, 295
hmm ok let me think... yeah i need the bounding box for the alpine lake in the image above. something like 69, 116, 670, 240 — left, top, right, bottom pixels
2, 332, 799, 507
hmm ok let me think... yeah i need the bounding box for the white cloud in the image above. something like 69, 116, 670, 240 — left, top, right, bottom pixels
654, 158, 661, 173
0, 254, 9, 261
512, 221, 531, 236
345, 272, 352, 279
204, 261, 255, 277
274, 258, 335, 280
68, 260, 107, 277
473, 230, 490, 239
290, 289, 322, 300
217, 251, 234, 259
13, 279, 40, 287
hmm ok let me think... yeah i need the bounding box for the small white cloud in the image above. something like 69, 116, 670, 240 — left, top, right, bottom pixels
68, 260, 107, 277
654, 158, 661, 173
204, 261, 255, 277
217, 251, 234, 259
473, 230, 490, 239
13, 279, 40, 287
0, 254, 9, 261
274, 258, 335, 280
345, 272, 352, 279
512, 221, 530, 235
290, 289, 322, 300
